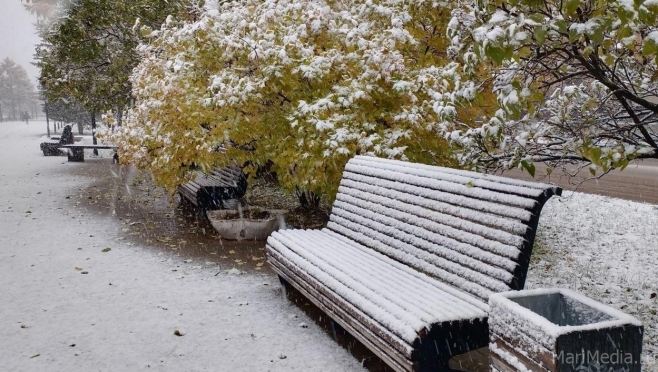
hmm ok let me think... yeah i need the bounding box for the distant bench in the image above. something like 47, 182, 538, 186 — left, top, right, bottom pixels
50, 136, 82, 142
178, 165, 248, 211
61, 144, 118, 163
266, 156, 561, 372
41, 125, 78, 156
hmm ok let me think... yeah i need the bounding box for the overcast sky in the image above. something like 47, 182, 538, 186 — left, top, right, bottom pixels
0, 1, 41, 83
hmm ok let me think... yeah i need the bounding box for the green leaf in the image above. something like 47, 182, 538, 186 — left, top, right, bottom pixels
554, 20, 568, 33
589, 28, 604, 45
564, 0, 581, 15
643, 39, 658, 57
535, 26, 547, 45
487, 46, 507, 64
531, 91, 544, 102
589, 147, 603, 166
521, 160, 536, 177
619, 158, 630, 171
582, 46, 594, 58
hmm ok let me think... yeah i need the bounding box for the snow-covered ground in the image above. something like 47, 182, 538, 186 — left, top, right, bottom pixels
529, 192, 658, 369
0, 120, 363, 372
1, 120, 656, 371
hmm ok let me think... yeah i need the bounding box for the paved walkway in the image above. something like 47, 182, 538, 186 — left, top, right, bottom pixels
502, 160, 658, 205
0, 121, 362, 372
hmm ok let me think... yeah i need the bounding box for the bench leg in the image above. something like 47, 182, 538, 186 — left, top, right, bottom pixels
278, 275, 291, 300
330, 318, 345, 340
67, 148, 84, 162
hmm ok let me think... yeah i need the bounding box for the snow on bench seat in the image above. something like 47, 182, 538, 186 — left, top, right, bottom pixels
266, 155, 560, 372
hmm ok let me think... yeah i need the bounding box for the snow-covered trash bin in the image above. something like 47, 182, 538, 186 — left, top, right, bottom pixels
489, 288, 643, 372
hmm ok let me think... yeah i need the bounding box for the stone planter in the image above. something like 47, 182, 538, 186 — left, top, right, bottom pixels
206, 208, 288, 240
489, 288, 643, 372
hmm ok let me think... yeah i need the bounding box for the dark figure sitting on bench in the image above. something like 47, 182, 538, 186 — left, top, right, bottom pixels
61, 125, 74, 145
40, 125, 75, 156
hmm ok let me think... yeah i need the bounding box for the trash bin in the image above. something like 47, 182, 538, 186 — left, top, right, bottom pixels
489, 288, 643, 372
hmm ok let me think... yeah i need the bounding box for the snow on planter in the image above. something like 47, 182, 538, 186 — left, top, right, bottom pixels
489, 288, 643, 372
206, 208, 288, 240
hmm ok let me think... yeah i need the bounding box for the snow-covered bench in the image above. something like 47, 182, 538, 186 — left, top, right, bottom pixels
62, 144, 118, 162
266, 156, 561, 372
177, 165, 247, 211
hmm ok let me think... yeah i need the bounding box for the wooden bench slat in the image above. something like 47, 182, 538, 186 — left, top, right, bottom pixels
331, 200, 518, 272
177, 165, 247, 210
347, 170, 536, 223
337, 185, 525, 249
61, 145, 117, 149
271, 230, 489, 331
179, 182, 200, 194
341, 175, 530, 233
269, 262, 413, 372
268, 236, 424, 343
211, 166, 242, 179
276, 230, 486, 322
193, 171, 236, 187
320, 229, 491, 311
329, 204, 515, 285
334, 191, 522, 257
356, 156, 560, 195
267, 250, 414, 358
345, 162, 539, 210
327, 217, 498, 301
209, 173, 242, 187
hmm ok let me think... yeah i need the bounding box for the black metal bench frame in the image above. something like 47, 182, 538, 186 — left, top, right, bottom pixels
266, 156, 561, 372
177, 165, 248, 211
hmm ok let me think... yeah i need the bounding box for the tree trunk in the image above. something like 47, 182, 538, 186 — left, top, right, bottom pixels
91, 112, 98, 155
77, 122, 84, 135
295, 187, 321, 210
117, 107, 123, 128
45, 101, 50, 138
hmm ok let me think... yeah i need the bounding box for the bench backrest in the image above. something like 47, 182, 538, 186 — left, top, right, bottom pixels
325, 156, 561, 303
